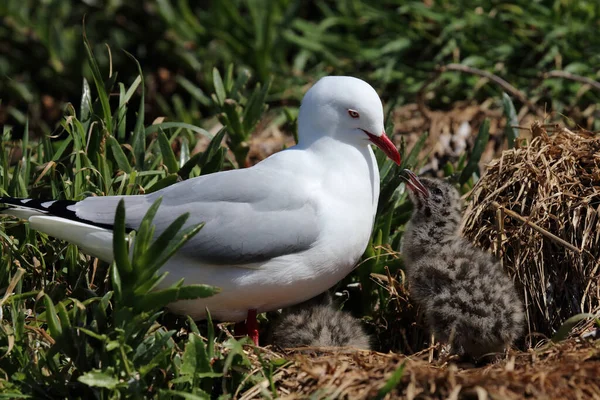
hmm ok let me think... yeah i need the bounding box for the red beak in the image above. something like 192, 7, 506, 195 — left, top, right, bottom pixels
365, 131, 401, 165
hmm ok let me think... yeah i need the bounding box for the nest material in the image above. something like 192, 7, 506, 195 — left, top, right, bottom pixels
462, 125, 600, 338
241, 339, 600, 399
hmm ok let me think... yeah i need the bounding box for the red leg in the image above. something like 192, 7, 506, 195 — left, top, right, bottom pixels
246, 309, 259, 346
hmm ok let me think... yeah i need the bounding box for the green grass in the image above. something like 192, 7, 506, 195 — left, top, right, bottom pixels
0, 37, 502, 397
1, 0, 599, 136
0, 1, 596, 397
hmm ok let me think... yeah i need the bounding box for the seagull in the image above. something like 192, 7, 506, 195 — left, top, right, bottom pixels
267, 292, 371, 351
400, 170, 524, 361
0, 76, 401, 345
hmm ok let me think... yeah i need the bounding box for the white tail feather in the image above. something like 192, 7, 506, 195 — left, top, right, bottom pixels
28, 216, 115, 262
1, 208, 46, 220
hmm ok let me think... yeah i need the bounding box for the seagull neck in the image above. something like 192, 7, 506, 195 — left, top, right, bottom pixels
298, 135, 374, 169
297, 126, 334, 148
298, 128, 369, 153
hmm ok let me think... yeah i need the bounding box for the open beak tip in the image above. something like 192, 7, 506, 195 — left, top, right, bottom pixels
403, 169, 429, 198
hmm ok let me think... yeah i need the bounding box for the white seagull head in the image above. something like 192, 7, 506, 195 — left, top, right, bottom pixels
298, 76, 401, 165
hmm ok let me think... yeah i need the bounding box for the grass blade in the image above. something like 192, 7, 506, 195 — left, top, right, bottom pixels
212, 67, 226, 106
374, 361, 406, 400
552, 313, 596, 342
83, 29, 113, 134
113, 199, 133, 276
145, 122, 212, 138
502, 93, 519, 148
108, 136, 132, 173
125, 51, 146, 170
459, 119, 490, 185
157, 129, 179, 173
43, 294, 63, 337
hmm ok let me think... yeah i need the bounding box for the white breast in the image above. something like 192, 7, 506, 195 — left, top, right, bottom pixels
162, 143, 380, 321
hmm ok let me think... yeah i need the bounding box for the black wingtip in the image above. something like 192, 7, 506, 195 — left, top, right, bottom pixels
0, 197, 78, 213
0, 197, 129, 232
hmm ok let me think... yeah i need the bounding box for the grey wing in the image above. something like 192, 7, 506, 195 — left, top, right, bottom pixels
71, 167, 320, 265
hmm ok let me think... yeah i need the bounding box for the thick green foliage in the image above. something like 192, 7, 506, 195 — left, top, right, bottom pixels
0, 1, 595, 396
1, 0, 599, 137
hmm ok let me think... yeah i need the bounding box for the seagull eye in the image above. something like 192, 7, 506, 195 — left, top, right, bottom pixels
432, 188, 443, 196
347, 109, 360, 119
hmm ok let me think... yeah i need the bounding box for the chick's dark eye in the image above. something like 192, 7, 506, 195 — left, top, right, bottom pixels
348, 109, 360, 119
432, 188, 443, 196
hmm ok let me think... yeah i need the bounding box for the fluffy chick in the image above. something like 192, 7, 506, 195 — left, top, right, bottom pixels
400, 170, 524, 360
267, 292, 371, 350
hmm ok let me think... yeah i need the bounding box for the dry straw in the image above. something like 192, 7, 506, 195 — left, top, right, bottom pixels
240, 340, 600, 399
462, 124, 600, 340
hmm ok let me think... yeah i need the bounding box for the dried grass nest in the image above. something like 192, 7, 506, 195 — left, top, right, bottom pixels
462, 124, 600, 339
239, 339, 600, 399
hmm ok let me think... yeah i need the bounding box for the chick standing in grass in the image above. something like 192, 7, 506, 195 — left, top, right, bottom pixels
267, 292, 371, 350
400, 170, 524, 360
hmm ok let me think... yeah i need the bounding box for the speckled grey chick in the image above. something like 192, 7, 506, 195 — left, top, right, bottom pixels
267, 292, 371, 350
400, 170, 524, 360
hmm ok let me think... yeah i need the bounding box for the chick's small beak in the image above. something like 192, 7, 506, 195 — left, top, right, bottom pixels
402, 169, 429, 198
365, 131, 401, 165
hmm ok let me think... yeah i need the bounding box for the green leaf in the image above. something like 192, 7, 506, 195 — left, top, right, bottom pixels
56, 301, 72, 332
136, 282, 219, 313
138, 212, 190, 273
43, 295, 62, 337
552, 313, 596, 342
144, 217, 203, 270
187, 316, 200, 335
123, 75, 142, 104
200, 127, 226, 163
206, 308, 215, 360
132, 197, 163, 272
137, 284, 183, 312
116, 83, 128, 142
201, 147, 225, 176
144, 122, 212, 138
223, 100, 245, 137
78, 327, 108, 342
157, 130, 179, 173
242, 78, 271, 134
113, 199, 133, 275
178, 284, 221, 300
82, 31, 113, 134
181, 333, 212, 377
179, 136, 191, 168
212, 68, 226, 107
177, 76, 211, 106
125, 52, 146, 170
80, 77, 92, 122
132, 272, 167, 299
145, 174, 179, 194
230, 69, 251, 101
78, 370, 120, 389
178, 128, 226, 179
111, 263, 123, 302
502, 93, 519, 148
21, 118, 30, 189
374, 362, 406, 400
159, 390, 210, 400
459, 119, 490, 185
107, 136, 132, 173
